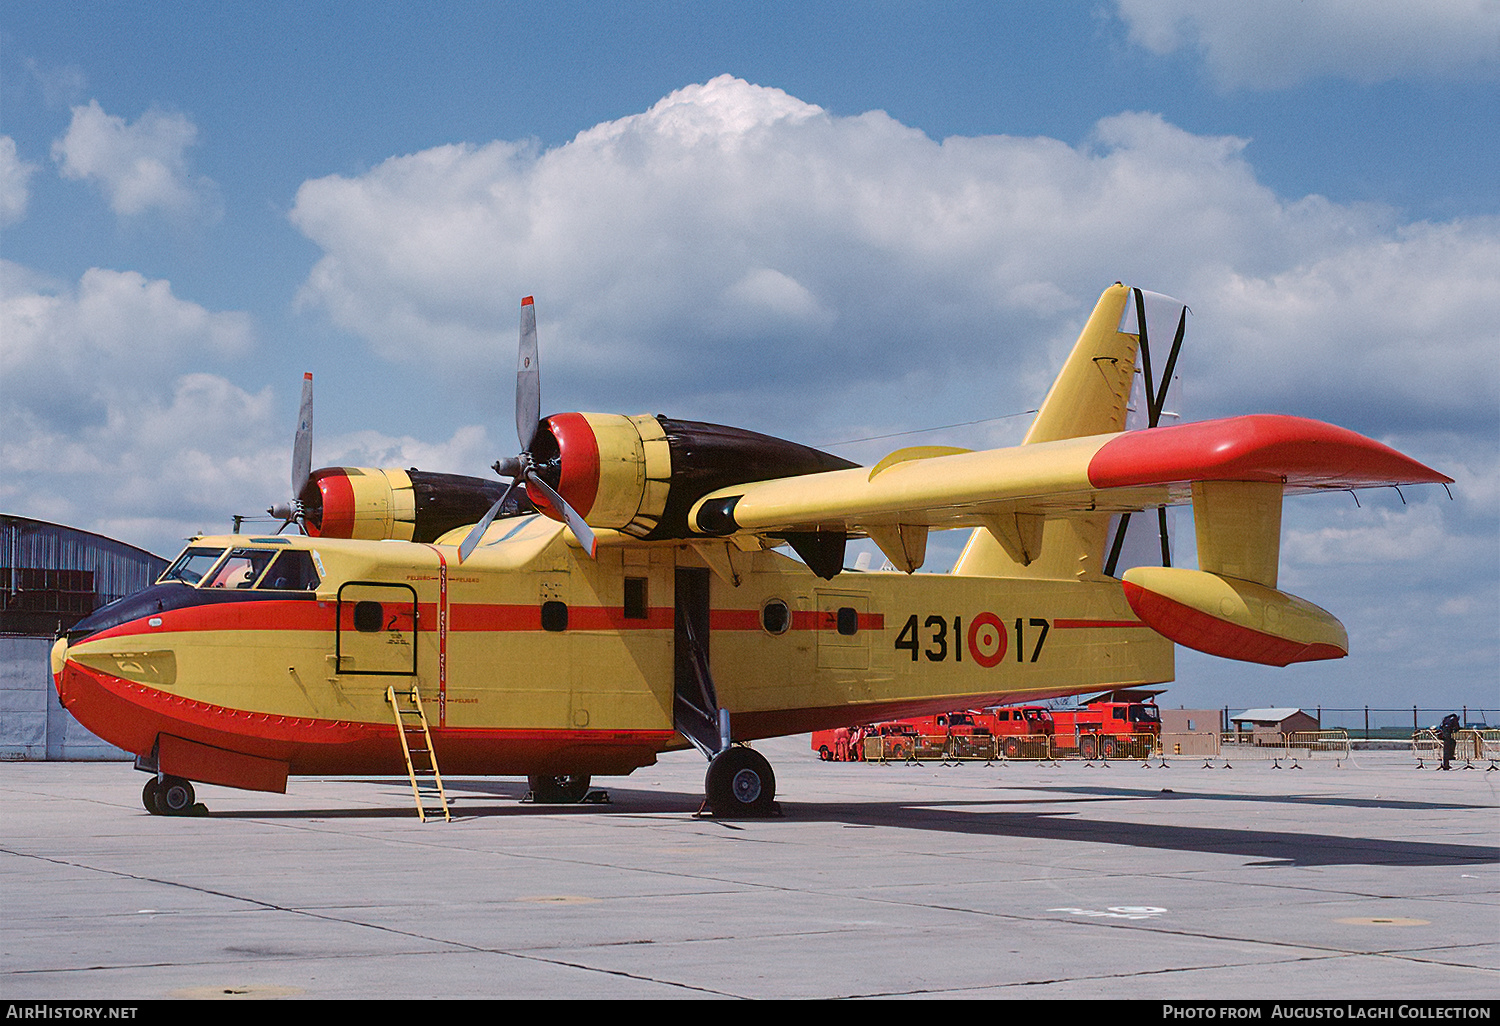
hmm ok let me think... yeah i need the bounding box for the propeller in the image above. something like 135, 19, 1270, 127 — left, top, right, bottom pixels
457, 297, 598, 563
268, 372, 314, 533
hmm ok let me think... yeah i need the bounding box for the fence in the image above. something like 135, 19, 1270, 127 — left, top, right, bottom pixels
849, 727, 1496, 768
1412, 729, 1500, 769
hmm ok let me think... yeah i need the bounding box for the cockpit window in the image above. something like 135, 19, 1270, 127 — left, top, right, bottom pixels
1130, 705, 1160, 724
160, 547, 227, 586
204, 548, 278, 589
254, 550, 321, 591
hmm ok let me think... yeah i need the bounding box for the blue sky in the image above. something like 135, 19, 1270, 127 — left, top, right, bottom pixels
2, 1, 1496, 711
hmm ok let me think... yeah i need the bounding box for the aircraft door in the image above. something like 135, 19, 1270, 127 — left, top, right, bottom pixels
673, 566, 720, 753
335, 582, 418, 676
816, 590, 870, 670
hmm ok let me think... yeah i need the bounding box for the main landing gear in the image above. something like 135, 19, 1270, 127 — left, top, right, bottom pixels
142, 775, 203, 816
704, 745, 779, 819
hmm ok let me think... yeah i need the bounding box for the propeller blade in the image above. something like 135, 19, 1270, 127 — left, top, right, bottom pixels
457, 477, 520, 564
525, 470, 597, 559
516, 296, 540, 452
292, 372, 313, 498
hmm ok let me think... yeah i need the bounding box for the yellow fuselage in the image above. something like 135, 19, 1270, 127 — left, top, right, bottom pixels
54, 517, 1171, 790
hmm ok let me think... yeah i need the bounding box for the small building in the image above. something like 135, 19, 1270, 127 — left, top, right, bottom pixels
1160, 708, 1220, 734
2, 514, 169, 760
1231, 707, 1321, 743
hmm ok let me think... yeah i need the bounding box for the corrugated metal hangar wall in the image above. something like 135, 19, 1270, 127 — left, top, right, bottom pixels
1, 515, 169, 760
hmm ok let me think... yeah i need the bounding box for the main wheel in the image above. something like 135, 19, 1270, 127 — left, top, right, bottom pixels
1079, 736, 1098, 760
142, 777, 162, 814
1101, 737, 1117, 760
705, 746, 776, 818
528, 773, 591, 804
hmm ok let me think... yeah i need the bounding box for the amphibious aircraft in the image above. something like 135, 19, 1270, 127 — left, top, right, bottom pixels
52, 285, 1450, 818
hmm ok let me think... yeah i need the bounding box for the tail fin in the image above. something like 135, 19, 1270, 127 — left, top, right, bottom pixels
953, 284, 1176, 579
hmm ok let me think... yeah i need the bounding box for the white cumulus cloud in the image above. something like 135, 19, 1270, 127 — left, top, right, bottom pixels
51, 99, 221, 220
1114, 0, 1500, 89
0, 136, 38, 227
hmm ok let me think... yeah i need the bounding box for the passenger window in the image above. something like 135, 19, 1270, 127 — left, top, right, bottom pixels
354, 601, 384, 633
624, 577, 648, 620
541, 601, 568, 632
836, 606, 859, 636
761, 599, 790, 635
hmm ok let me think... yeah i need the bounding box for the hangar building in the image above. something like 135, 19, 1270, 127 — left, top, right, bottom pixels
1, 514, 169, 760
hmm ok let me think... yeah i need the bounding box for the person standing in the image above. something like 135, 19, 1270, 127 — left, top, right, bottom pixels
1437, 713, 1461, 770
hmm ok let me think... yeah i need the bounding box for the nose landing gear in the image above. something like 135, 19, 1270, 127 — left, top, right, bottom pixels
142, 775, 203, 816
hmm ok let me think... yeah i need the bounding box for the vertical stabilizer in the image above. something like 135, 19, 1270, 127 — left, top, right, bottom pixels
954, 284, 1152, 579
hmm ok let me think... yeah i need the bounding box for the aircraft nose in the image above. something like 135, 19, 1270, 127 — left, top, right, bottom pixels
50, 636, 69, 681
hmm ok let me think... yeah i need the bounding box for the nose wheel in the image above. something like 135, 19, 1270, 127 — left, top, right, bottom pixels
142, 775, 200, 816
703, 746, 778, 818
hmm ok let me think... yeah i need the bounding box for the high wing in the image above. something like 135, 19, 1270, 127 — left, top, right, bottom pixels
687, 413, 1450, 564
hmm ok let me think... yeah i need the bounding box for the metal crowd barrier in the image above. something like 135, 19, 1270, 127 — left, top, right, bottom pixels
1285, 730, 1351, 766
1477, 730, 1500, 769
996, 734, 1053, 762
1413, 729, 1500, 770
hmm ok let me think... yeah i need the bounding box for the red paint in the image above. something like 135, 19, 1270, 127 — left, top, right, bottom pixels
56, 659, 673, 778
308, 469, 356, 537
1122, 580, 1346, 666
1089, 415, 1452, 491
1051, 619, 1149, 629
544, 413, 601, 519
966, 612, 1008, 667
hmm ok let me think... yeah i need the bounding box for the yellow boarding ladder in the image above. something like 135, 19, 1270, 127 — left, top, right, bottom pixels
386, 685, 451, 822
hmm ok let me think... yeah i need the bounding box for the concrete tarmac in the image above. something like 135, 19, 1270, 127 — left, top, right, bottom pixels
3, 738, 1497, 1001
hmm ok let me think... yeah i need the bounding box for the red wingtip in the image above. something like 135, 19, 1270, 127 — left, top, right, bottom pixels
521, 296, 534, 306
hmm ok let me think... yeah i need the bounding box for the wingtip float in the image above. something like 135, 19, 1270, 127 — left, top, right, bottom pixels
54, 285, 1448, 818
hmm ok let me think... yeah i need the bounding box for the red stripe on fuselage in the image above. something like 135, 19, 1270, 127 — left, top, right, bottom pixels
78, 598, 888, 643
1052, 618, 1149, 629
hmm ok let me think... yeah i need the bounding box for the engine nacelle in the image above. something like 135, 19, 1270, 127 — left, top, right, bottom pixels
531, 413, 858, 541
300, 467, 516, 543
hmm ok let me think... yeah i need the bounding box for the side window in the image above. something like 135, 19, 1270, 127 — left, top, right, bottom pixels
205, 549, 276, 589
161, 547, 226, 586
623, 577, 648, 620
761, 599, 790, 635
836, 606, 859, 636
256, 550, 321, 591
353, 601, 384, 633
541, 600, 569, 632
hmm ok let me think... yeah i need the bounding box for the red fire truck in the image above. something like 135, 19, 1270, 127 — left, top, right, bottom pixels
978, 705, 1057, 758
811, 720, 919, 761
1044, 692, 1162, 759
